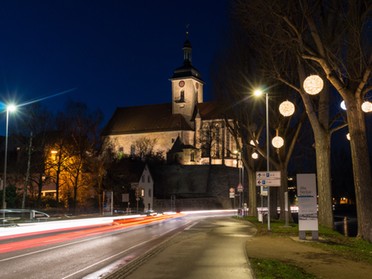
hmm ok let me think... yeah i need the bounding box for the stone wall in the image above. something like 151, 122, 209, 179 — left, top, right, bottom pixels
151, 165, 241, 210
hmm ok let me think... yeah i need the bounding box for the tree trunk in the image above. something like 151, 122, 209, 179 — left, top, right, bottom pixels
247, 169, 257, 216
347, 101, 372, 241
314, 133, 334, 228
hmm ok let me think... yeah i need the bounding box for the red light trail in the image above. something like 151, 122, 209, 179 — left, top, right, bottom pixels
0, 214, 183, 254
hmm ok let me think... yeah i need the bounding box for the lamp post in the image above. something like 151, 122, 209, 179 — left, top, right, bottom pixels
254, 89, 271, 230
234, 150, 243, 211
2, 104, 16, 222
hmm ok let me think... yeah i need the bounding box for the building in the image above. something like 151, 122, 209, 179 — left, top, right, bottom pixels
102, 34, 240, 167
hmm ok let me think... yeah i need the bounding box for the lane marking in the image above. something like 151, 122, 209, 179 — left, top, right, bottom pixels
62, 225, 187, 279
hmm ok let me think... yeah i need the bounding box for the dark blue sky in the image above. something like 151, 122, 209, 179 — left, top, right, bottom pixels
0, 0, 229, 134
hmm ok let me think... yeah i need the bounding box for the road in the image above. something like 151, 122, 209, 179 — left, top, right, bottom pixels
111, 215, 255, 279
0, 210, 235, 279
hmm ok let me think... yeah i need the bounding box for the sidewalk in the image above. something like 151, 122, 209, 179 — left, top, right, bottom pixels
106, 217, 256, 279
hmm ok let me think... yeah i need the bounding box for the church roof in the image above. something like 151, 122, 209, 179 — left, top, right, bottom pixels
192, 102, 232, 120
171, 63, 203, 81
102, 103, 193, 136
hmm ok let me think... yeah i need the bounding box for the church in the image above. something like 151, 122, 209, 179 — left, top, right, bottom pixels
102, 34, 240, 167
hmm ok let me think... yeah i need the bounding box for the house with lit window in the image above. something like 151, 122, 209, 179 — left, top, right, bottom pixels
102, 34, 240, 167
131, 164, 153, 211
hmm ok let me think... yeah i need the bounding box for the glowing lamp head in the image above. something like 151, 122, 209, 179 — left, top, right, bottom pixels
7, 104, 17, 112
303, 75, 324, 95
346, 133, 350, 141
253, 89, 263, 97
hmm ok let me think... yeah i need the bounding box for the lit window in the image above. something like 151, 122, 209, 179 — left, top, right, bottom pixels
180, 90, 185, 102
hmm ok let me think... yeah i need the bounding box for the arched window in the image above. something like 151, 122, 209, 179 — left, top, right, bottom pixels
190, 152, 195, 162
180, 90, 185, 102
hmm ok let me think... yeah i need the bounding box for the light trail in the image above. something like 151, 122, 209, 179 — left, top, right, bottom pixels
0, 213, 183, 253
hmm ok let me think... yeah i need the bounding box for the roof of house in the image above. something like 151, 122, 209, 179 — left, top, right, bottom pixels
102, 103, 193, 136
106, 159, 149, 185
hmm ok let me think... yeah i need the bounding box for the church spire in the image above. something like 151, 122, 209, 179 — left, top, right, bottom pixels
183, 25, 192, 65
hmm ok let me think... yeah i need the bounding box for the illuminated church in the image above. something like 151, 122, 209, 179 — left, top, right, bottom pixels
102, 35, 239, 167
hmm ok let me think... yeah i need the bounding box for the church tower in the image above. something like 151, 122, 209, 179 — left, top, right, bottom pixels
170, 32, 204, 125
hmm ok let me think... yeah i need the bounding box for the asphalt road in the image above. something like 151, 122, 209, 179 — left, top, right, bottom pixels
0, 211, 237, 279
108, 217, 255, 279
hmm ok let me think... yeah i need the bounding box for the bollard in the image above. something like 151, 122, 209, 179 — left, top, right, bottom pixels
343, 216, 348, 237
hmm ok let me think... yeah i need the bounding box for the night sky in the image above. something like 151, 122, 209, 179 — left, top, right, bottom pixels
0, 0, 230, 134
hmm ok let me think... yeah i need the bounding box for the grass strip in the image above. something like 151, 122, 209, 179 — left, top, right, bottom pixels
250, 258, 317, 279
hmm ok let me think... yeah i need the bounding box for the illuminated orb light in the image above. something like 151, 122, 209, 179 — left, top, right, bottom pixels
340, 100, 347, 110
361, 101, 372, 113
303, 75, 324, 95
251, 152, 259, 159
346, 133, 350, 141
272, 136, 284, 148
279, 100, 295, 117
249, 139, 259, 146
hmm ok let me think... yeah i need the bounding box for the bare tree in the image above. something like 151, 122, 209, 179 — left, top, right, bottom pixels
13, 103, 54, 208
232, 0, 372, 239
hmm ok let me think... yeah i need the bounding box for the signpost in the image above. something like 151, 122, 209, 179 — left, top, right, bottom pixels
229, 187, 235, 199
229, 187, 235, 209
256, 171, 281, 228
256, 171, 281, 187
297, 173, 318, 240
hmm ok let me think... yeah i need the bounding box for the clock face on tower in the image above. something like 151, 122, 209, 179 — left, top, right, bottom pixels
179, 80, 185, 87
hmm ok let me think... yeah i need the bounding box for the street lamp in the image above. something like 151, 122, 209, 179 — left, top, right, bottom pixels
253, 89, 271, 230
2, 104, 17, 222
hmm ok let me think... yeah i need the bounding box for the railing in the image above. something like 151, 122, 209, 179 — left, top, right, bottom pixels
0, 209, 50, 226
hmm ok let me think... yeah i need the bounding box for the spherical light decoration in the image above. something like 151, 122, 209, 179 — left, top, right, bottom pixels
303, 75, 324, 95
340, 100, 347, 110
251, 152, 259, 159
346, 133, 350, 141
250, 139, 259, 146
279, 100, 295, 117
272, 136, 284, 148
361, 101, 372, 113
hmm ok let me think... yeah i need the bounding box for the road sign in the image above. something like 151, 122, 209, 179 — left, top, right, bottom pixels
256, 171, 281, 187
229, 187, 235, 198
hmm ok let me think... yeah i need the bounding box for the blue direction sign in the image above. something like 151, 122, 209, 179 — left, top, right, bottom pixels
256, 171, 281, 187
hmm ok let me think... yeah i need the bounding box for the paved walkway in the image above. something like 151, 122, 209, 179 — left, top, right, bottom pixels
107, 217, 256, 279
